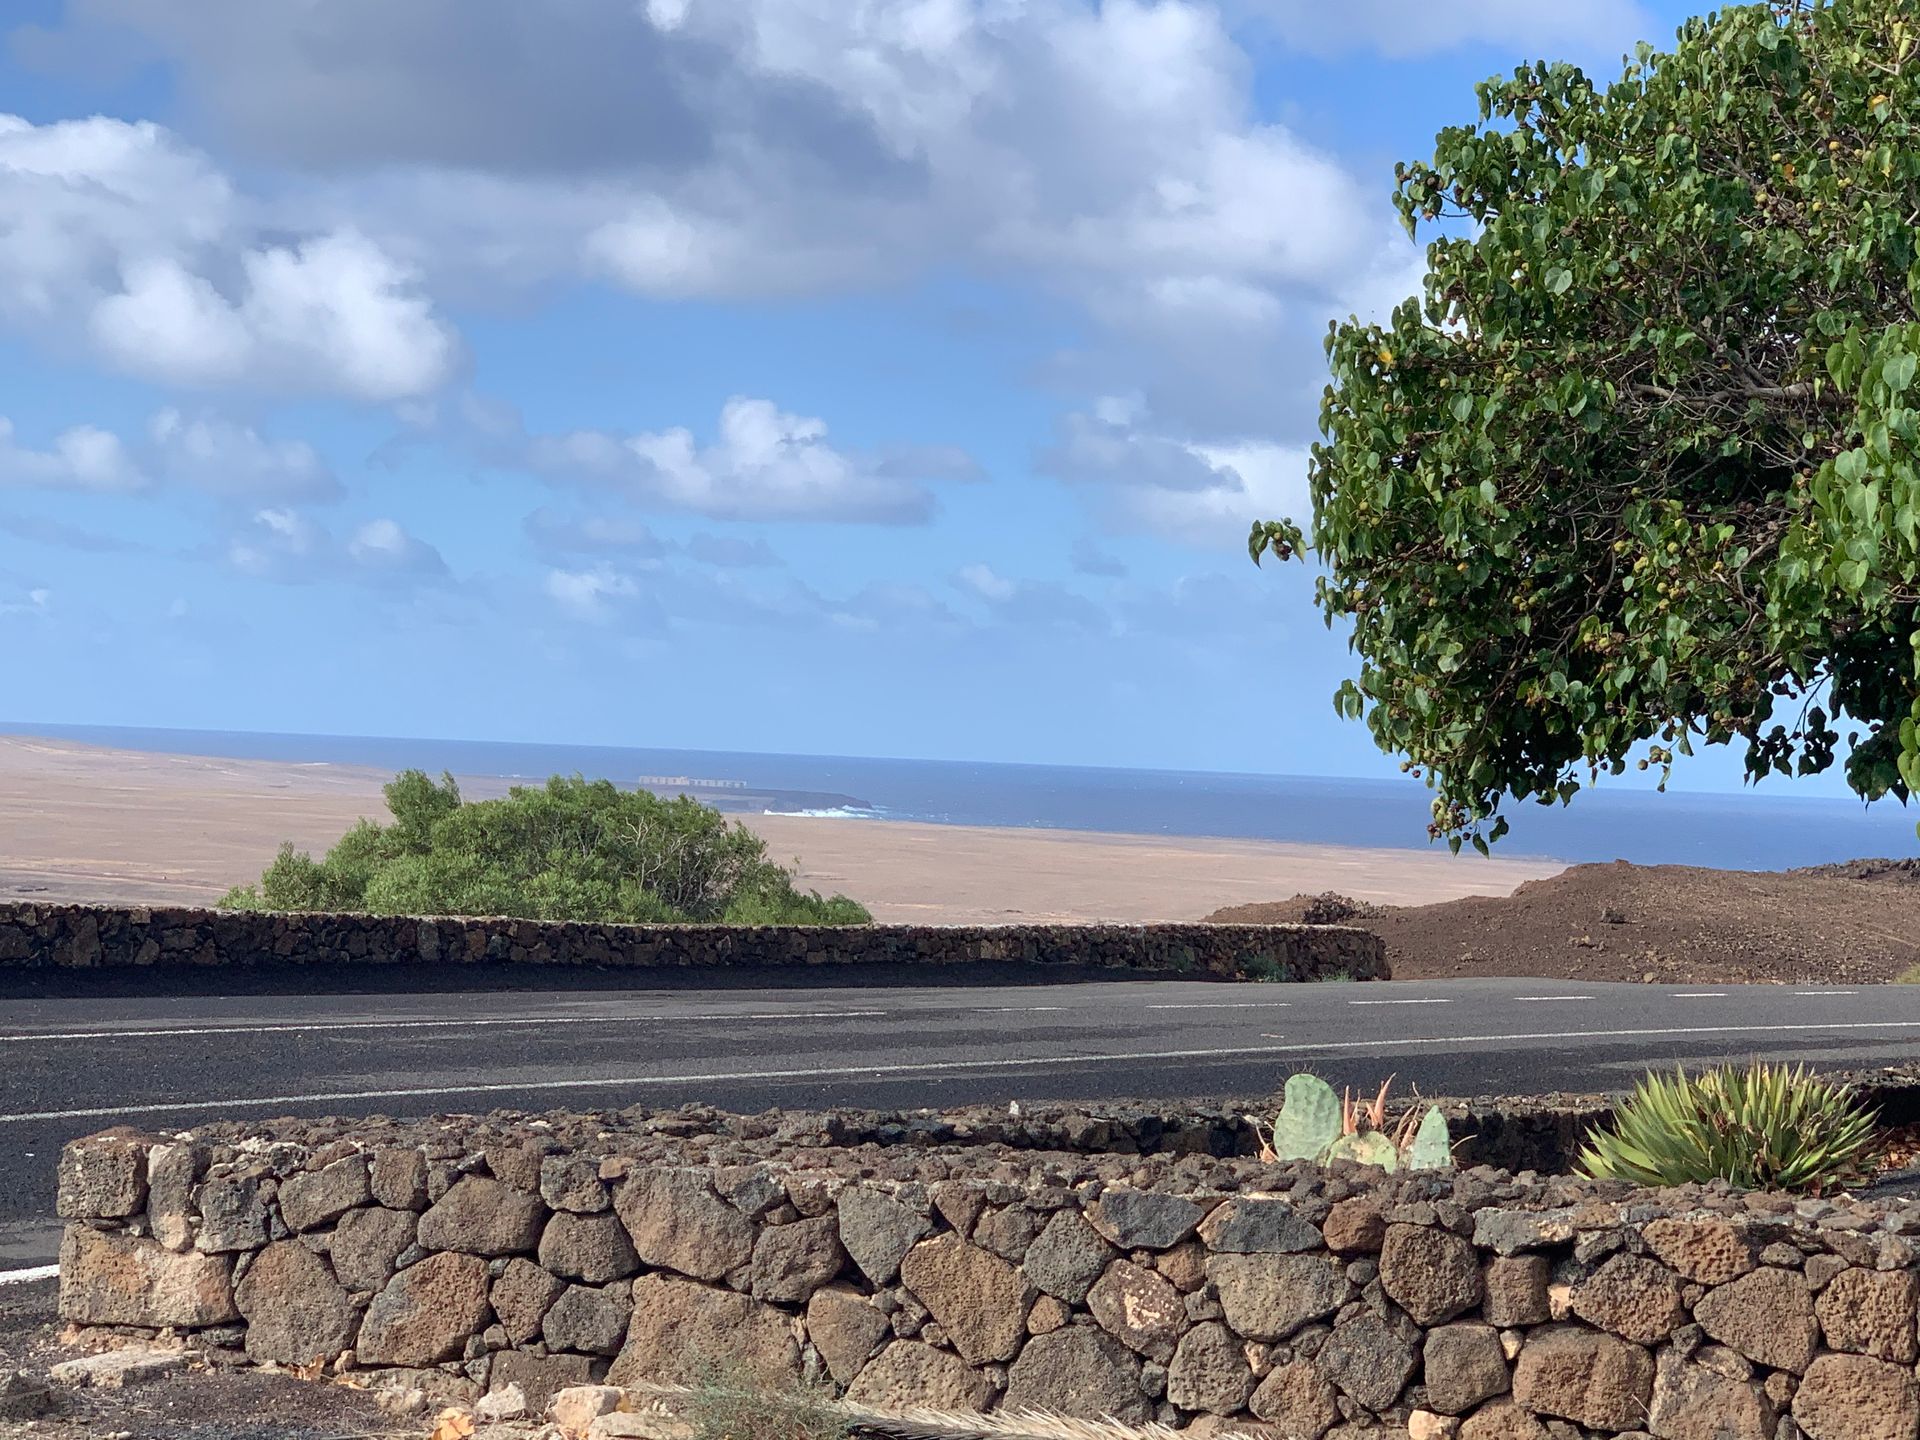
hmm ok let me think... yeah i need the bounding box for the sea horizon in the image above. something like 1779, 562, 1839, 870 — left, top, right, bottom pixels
5, 719, 1917, 875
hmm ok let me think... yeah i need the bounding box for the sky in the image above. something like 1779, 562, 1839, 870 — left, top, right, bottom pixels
0, 0, 1768, 787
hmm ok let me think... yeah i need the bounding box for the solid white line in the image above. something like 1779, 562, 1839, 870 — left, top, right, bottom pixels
0, 1265, 58, 1286
1672, 993, 1726, 999
11, 1018, 1920, 1125
1348, 999, 1451, 1006
0, 1010, 892, 1044
1147, 1002, 1293, 1010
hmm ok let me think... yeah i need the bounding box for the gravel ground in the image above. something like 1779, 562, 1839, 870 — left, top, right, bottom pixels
1209, 857, 1920, 984
0, 1279, 406, 1440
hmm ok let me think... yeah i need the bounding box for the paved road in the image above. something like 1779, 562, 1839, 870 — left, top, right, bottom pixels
6, 966, 1920, 1270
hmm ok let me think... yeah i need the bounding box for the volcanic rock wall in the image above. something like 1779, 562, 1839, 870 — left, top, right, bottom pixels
0, 902, 1386, 980
54, 1108, 1920, 1438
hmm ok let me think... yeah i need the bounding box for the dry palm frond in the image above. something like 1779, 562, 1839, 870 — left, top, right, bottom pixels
622, 1382, 1262, 1440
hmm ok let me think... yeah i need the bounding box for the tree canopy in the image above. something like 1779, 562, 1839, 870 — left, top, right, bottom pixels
221, 770, 872, 925
1254, 0, 1920, 850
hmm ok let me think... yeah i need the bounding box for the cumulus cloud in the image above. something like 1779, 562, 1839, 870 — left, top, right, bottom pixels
21, 2, 1409, 435
529, 396, 960, 524
1043, 400, 1313, 548
0, 407, 342, 502
0, 114, 456, 401
545, 566, 641, 621
952, 562, 1106, 631
0, 586, 54, 619
149, 410, 339, 502
0, 416, 145, 493
1245, 0, 1658, 61
227, 508, 446, 584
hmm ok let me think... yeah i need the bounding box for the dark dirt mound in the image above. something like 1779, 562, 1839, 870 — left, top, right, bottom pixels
1208, 859, 1920, 985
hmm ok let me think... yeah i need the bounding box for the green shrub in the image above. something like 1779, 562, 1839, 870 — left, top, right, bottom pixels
220, 770, 870, 926
1577, 1062, 1879, 1193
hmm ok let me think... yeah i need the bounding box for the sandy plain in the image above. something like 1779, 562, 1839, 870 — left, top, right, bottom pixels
0, 735, 1559, 924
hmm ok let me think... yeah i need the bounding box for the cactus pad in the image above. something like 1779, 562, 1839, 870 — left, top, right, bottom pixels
1408, 1107, 1455, 1170
1270, 1074, 1341, 1161
1328, 1131, 1400, 1171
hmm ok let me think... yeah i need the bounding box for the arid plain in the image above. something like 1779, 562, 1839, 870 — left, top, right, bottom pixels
0, 736, 1556, 924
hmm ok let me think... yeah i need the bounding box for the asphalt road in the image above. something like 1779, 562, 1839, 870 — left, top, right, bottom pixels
6, 965, 1920, 1271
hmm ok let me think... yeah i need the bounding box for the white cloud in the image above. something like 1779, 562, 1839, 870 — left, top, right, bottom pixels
227, 508, 446, 584
546, 566, 640, 621
1044, 401, 1313, 548
0, 417, 146, 493
952, 561, 1105, 630
0, 114, 456, 401
529, 396, 956, 524
227, 507, 326, 577
150, 410, 339, 502
0, 586, 53, 619
1246, 0, 1657, 60
24, 4, 1406, 435
0, 407, 341, 501
347, 518, 448, 577
955, 563, 1018, 604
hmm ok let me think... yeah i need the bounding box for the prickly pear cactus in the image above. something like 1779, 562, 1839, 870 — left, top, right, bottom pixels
1407, 1107, 1455, 1170
1270, 1074, 1341, 1161
1328, 1131, 1400, 1171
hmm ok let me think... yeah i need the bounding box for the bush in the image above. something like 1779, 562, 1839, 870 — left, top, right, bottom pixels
220, 770, 871, 926
1577, 1062, 1879, 1193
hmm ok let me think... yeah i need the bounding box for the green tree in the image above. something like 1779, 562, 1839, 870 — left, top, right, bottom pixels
220, 771, 872, 924
1255, 0, 1920, 850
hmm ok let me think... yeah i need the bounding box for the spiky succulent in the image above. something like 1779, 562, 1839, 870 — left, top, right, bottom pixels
1577, 1062, 1880, 1194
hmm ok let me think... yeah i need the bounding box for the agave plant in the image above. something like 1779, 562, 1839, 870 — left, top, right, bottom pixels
1577, 1062, 1880, 1194
1254, 1073, 1454, 1173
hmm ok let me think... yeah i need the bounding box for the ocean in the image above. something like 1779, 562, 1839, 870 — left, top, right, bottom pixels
5, 720, 1916, 873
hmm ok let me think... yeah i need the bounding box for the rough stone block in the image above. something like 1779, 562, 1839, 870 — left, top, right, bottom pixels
58, 1223, 238, 1329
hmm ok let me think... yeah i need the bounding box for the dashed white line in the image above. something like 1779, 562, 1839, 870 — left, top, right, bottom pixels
12, 1018, 1920, 1125
1795, 990, 1858, 996
1348, 998, 1451, 1006
1514, 996, 1595, 1002
1672, 993, 1727, 999
0, 1011, 893, 1044
1147, 1002, 1293, 1010
0, 1265, 58, 1286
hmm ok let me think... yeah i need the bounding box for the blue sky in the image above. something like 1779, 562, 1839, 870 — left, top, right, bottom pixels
0, 0, 1777, 788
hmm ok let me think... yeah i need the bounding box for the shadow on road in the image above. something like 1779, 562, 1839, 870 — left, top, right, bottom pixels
0, 960, 1184, 1001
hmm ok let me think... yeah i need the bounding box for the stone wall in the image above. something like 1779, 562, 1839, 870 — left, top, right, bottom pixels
56, 1105, 1920, 1439
0, 901, 1386, 981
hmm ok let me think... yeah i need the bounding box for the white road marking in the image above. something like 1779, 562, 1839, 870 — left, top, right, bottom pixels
10, 1018, 1920, 1126
1514, 996, 1595, 1002
1146, 1002, 1293, 1010
0, 1265, 57, 1286
1347, 999, 1451, 1006
0, 1011, 892, 1044
1795, 990, 1858, 996
1672, 993, 1726, 999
